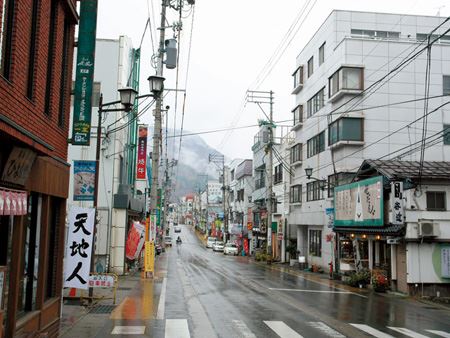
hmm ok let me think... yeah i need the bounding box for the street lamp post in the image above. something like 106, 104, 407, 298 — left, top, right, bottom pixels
89, 87, 137, 301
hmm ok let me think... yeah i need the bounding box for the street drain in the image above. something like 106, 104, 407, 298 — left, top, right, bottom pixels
89, 305, 117, 314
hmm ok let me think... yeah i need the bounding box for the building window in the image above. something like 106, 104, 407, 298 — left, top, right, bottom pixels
307, 131, 325, 158
0, 0, 14, 79
444, 75, 450, 95
307, 56, 313, 77
58, 19, 71, 127
307, 181, 323, 201
44, 0, 58, 116
292, 104, 303, 125
328, 172, 355, 198
319, 42, 325, 66
26, 0, 40, 99
290, 143, 302, 164
293, 65, 303, 88
307, 87, 325, 117
444, 124, 450, 145
274, 164, 283, 184
426, 191, 446, 211
417, 33, 450, 44
255, 169, 265, 189
328, 117, 364, 145
352, 29, 400, 39
309, 230, 322, 257
328, 67, 364, 98
290, 185, 302, 203
231, 170, 235, 181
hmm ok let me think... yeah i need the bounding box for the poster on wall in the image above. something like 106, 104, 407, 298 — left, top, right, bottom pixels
64, 207, 95, 290
73, 160, 96, 201
1, 147, 37, 186
136, 125, 148, 180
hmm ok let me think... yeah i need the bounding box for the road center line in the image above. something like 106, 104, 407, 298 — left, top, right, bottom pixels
157, 277, 167, 319
268, 288, 367, 298
264, 321, 304, 338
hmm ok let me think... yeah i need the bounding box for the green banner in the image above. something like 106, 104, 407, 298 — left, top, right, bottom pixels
71, 0, 98, 145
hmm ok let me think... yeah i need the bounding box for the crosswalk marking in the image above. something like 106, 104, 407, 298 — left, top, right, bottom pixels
111, 326, 146, 335
232, 320, 257, 338
165, 319, 190, 338
307, 322, 345, 337
264, 321, 304, 338
350, 323, 395, 338
426, 330, 450, 338
387, 327, 430, 338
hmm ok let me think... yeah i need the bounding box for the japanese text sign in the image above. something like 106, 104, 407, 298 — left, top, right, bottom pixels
390, 181, 404, 225
64, 206, 95, 289
136, 125, 148, 179
88, 274, 115, 288
334, 176, 384, 227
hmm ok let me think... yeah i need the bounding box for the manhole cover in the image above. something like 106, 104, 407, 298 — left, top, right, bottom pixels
117, 287, 132, 290
89, 305, 116, 314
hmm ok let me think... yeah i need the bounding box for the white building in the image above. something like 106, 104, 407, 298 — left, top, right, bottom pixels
68, 37, 145, 275
289, 10, 450, 285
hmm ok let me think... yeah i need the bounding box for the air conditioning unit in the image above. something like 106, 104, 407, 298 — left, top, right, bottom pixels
418, 222, 440, 237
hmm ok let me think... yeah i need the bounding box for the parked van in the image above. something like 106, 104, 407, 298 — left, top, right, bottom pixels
206, 237, 217, 248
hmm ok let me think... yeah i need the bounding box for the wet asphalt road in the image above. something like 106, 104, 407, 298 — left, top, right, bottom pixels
160, 224, 450, 338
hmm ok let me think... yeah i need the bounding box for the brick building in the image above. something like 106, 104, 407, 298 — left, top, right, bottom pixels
0, 0, 77, 336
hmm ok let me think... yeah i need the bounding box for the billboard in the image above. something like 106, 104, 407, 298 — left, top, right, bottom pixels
334, 176, 384, 227
136, 125, 148, 179
73, 160, 96, 201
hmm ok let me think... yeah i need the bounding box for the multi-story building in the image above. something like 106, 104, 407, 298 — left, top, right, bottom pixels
0, 1, 77, 336
67, 37, 143, 276
289, 10, 450, 293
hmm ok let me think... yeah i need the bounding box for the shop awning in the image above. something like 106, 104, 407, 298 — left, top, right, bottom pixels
333, 223, 405, 236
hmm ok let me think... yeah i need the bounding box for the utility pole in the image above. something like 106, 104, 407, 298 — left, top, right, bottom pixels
247, 90, 274, 257
149, 0, 168, 245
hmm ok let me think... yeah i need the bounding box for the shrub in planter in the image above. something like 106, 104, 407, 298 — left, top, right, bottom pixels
345, 269, 371, 288
372, 274, 389, 292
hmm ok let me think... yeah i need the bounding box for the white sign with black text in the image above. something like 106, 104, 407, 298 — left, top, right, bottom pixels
64, 206, 95, 289
391, 181, 404, 225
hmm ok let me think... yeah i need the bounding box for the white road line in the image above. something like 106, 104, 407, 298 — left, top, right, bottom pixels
268, 288, 367, 298
425, 330, 450, 338
264, 321, 304, 338
387, 327, 430, 338
111, 326, 146, 334
157, 277, 167, 319
350, 324, 395, 338
307, 322, 345, 337
165, 319, 190, 338
232, 320, 257, 338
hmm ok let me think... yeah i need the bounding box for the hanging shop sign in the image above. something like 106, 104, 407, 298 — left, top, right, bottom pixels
325, 208, 334, 228
1, 147, 36, 186
73, 160, 96, 201
71, 0, 98, 145
0, 189, 27, 216
125, 221, 145, 260
64, 207, 95, 290
390, 181, 404, 225
334, 176, 384, 227
136, 125, 148, 179
247, 222, 253, 231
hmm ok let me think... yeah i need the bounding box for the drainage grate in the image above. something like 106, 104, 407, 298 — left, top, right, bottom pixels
89, 304, 116, 314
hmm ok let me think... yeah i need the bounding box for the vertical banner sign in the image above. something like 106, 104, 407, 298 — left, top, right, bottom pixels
73, 160, 96, 201
136, 125, 148, 179
71, 0, 98, 145
144, 241, 155, 273
125, 221, 145, 260
391, 181, 404, 225
64, 207, 95, 289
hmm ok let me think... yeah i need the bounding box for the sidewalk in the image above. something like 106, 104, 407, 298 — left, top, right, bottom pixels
59, 253, 168, 337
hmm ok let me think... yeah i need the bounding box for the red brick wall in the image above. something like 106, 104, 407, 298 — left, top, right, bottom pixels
0, 0, 77, 161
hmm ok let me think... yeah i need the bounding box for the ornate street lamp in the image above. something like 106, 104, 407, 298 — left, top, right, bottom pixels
305, 166, 313, 179
118, 87, 138, 111
147, 75, 165, 96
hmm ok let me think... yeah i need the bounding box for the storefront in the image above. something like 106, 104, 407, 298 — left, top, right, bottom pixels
0, 143, 69, 337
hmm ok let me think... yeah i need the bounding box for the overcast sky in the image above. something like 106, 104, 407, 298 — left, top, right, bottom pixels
96, 0, 449, 161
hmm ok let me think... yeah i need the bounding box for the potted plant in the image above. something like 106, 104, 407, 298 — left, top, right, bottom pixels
372, 274, 389, 292
346, 269, 371, 288
286, 245, 297, 266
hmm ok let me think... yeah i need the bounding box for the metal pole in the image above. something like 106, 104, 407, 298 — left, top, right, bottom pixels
149, 0, 167, 249
89, 94, 103, 300
267, 91, 274, 257
222, 163, 226, 241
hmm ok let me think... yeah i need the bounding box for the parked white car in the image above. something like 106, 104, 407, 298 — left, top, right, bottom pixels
206, 237, 217, 248
212, 241, 225, 252
223, 243, 238, 256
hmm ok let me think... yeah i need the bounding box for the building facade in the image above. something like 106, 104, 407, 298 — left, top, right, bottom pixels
289, 10, 450, 291
0, 0, 77, 336
67, 37, 143, 276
